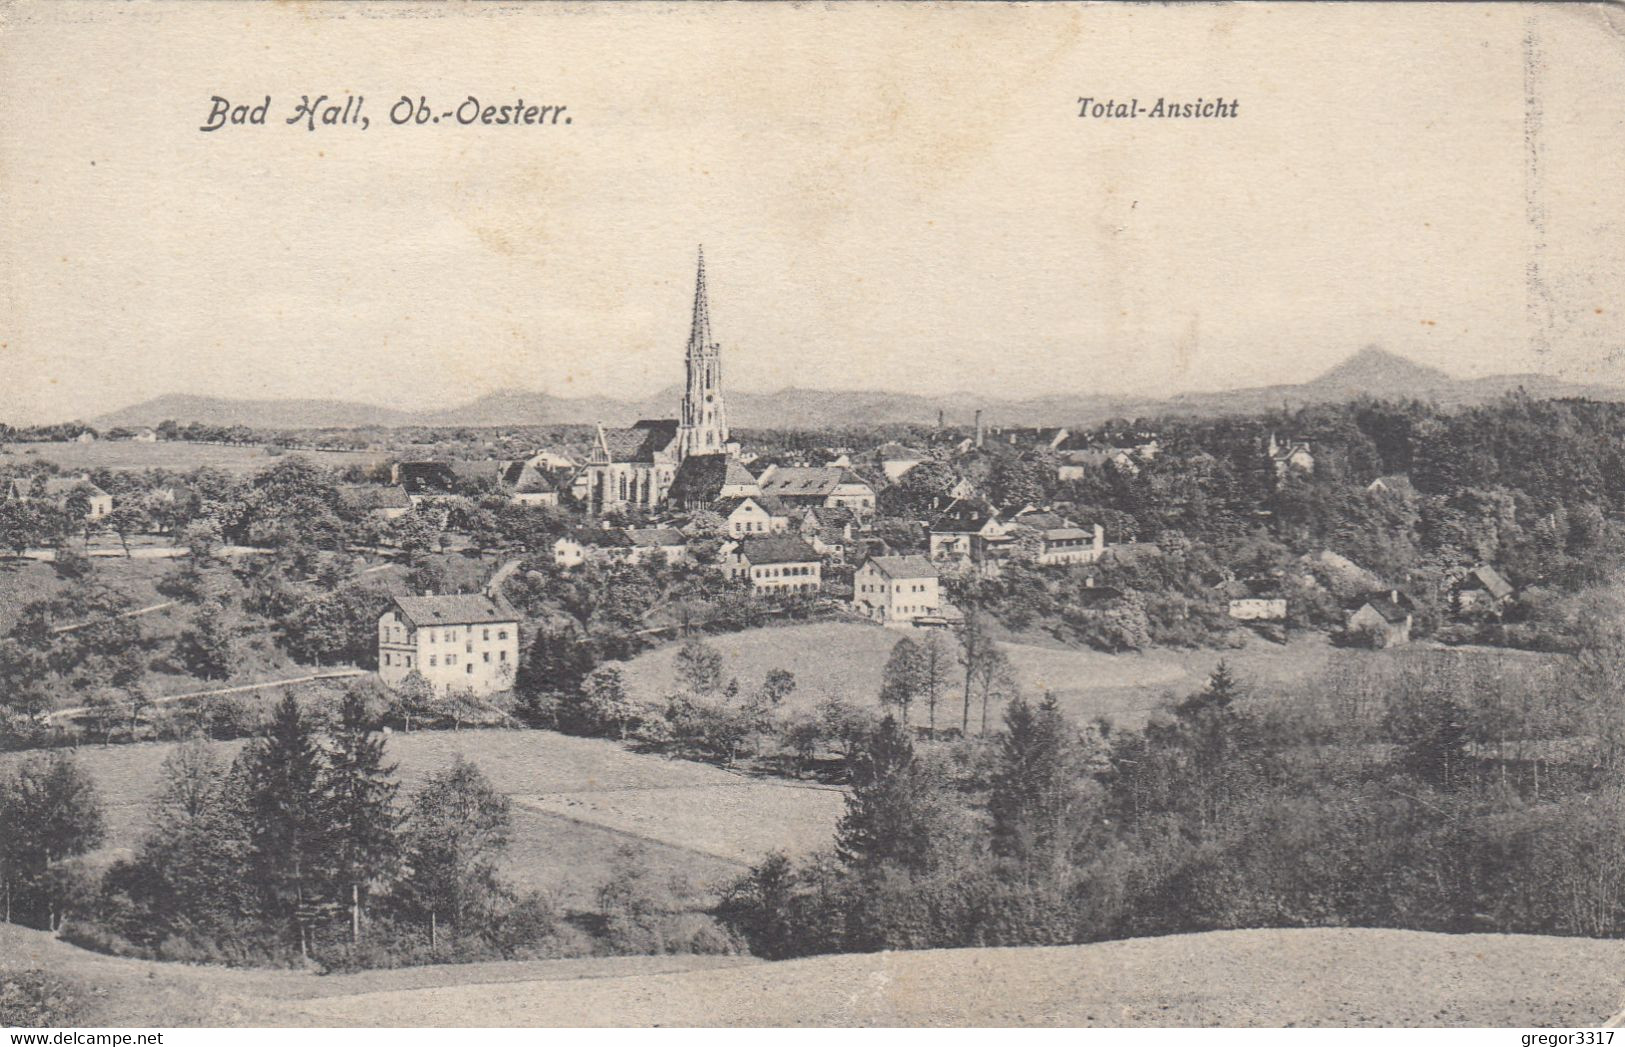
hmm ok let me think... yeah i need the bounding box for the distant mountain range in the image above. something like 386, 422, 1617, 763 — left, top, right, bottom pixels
91, 349, 1625, 432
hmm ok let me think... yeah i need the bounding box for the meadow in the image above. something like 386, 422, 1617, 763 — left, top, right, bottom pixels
620, 621, 1353, 730
0, 729, 834, 910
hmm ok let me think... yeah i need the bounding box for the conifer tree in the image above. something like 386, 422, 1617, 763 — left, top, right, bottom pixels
324, 690, 400, 943
244, 692, 328, 957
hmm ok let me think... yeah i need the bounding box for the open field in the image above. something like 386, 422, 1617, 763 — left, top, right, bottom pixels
0, 729, 830, 909
0, 440, 386, 475
622, 622, 1329, 730
621, 622, 1570, 732
6, 919, 1622, 1027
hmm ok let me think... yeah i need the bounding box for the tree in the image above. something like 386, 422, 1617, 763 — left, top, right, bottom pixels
989, 695, 1098, 885
759, 668, 796, 708
968, 643, 1017, 736
117, 739, 254, 943
103, 503, 151, 557
573, 665, 639, 739
916, 630, 953, 734
176, 601, 236, 680
323, 691, 400, 943
516, 624, 595, 719
673, 638, 724, 696
242, 693, 329, 956
0, 753, 105, 929
834, 716, 954, 876
390, 670, 436, 733
879, 637, 923, 725
955, 612, 999, 733
399, 756, 511, 945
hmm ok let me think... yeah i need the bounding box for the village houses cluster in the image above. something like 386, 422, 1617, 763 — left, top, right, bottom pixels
7, 251, 1521, 698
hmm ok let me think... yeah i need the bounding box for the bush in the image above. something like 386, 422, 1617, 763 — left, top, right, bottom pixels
0, 969, 84, 1027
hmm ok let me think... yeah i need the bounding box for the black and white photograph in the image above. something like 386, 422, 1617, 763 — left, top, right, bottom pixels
2, 0, 1624, 1031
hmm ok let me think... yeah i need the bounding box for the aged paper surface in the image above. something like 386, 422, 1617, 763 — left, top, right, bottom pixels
2, 0, 1625, 1030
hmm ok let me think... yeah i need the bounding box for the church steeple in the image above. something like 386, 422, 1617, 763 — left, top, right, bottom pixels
688, 246, 713, 352
678, 246, 729, 460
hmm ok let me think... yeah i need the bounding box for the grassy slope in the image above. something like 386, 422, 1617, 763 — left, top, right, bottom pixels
0, 730, 831, 908
7, 920, 1622, 1028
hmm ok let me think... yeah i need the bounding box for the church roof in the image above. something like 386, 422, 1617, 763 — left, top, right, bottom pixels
596, 420, 679, 463
669, 453, 757, 503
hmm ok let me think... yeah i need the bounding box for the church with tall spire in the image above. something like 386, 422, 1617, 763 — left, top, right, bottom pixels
582, 247, 752, 515
677, 248, 730, 459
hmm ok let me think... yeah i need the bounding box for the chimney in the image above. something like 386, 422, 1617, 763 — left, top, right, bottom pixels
937, 408, 944, 430
974, 410, 984, 449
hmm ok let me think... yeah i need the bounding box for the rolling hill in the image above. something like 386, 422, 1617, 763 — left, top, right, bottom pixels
88, 349, 1625, 432
6, 921, 1624, 1027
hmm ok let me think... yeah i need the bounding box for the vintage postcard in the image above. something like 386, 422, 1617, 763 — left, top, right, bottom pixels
2, 0, 1624, 1032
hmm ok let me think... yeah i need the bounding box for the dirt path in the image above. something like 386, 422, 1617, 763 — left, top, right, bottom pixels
49, 668, 369, 722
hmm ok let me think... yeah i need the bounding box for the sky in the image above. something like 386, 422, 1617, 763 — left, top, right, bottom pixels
1, 1, 1622, 424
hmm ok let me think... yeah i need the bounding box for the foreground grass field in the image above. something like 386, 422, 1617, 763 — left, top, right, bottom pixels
7, 920, 1622, 1027
0, 729, 833, 909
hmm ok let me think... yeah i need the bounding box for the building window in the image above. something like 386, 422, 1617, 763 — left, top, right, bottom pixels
484, 652, 491, 663
383, 653, 391, 666
499, 650, 508, 662
498, 629, 508, 640
483, 628, 490, 641
466, 664, 473, 674
429, 656, 437, 667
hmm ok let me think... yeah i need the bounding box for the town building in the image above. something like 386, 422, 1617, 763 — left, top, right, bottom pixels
711, 495, 790, 538
756, 465, 876, 513
498, 458, 562, 507
798, 506, 859, 559
927, 498, 1009, 563
1347, 590, 1414, 647
852, 555, 941, 625
1008, 509, 1106, 565
5, 476, 114, 521
1453, 565, 1515, 614
869, 443, 929, 482
377, 594, 520, 695
724, 536, 823, 593
667, 453, 760, 510
1268, 433, 1315, 478
337, 483, 412, 521
392, 461, 502, 505
626, 527, 690, 565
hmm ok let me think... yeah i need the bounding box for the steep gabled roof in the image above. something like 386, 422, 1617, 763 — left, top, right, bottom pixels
758, 466, 871, 498
627, 527, 687, 548
928, 498, 998, 534
499, 460, 557, 494
390, 593, 516, 627
864, 554, 938, 581
1461, 565, 1515, 600
735, 535, 820, 565
714, 494, 787, 518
